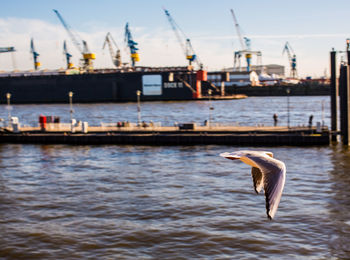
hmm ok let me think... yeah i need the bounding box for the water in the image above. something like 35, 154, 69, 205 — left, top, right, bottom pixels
0, 96, 329, 127
1, 96, 350, 259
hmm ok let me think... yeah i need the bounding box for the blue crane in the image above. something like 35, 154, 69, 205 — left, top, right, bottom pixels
0, 46, 16, 70
283, 42, 297, 78
30, 38, 40, 70
0, 47, 15, 53
230, 9, 261, 72
63, 40, 73, 69
53, 9, 95, 71
124, 23, 139, 67
163, 8, 201, 68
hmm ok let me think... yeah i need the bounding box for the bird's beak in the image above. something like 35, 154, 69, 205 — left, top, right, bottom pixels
225, 157, 239, 161
219, 152, 240, 160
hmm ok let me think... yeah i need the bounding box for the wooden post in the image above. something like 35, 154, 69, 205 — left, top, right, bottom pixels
330, 50, 338, 141
221, 81, 225, 96
339, 64, 349, 145
347, 64, 350, 145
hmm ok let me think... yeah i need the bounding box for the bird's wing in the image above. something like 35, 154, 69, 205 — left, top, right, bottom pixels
221, 151, 264, 193
264, 151, 274, 158
251, 167, 263, 194
240, 152, 286, 219
261, 163, 286, 219
220, 150, 286, 219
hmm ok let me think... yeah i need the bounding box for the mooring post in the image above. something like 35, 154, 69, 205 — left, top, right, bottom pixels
339, 64, 349, 145
347, 61, 350, 145
330, 50, 338, 142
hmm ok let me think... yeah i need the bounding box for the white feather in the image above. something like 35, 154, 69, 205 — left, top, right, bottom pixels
220, 150, 286, 219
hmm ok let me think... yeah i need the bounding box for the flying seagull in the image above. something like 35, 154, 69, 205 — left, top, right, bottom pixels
220, 150, 286, 219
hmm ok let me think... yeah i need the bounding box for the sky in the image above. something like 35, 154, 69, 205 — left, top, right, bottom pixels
0, 0, 350, 77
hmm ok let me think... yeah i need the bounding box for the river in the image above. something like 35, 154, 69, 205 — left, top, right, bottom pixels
1, 96, 349, 259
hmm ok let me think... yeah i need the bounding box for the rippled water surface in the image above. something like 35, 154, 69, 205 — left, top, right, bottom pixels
1, 97, 350, 259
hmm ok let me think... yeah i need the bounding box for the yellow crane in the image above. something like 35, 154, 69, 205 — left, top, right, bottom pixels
230, 9, 262, 72
30, 38, 40, 70
53, 9, 95, 71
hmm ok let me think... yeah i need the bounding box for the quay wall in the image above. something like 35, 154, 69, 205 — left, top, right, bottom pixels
225, 83, 330, 96
0, 132, 330, 146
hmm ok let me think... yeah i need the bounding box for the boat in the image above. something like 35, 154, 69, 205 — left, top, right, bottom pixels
0, 66, 245, 104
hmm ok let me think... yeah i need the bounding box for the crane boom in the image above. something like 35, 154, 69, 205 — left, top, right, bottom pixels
53, 9, 83, 54
124, 23, 139, 67
230, 9, 262, 72
103, 32, 121, 67
163, 8, 187, 55
0, 47, 15, 53
230, 9, 245, 50
163, 8, 201, 68
63, 40, 73, 69
30, 38, 40, 70
53, 9, 95, 71
0, 46, 17, 70
282, 41, 297, 78
282, 41, 293, 60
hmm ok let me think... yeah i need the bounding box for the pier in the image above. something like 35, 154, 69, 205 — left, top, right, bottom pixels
0, 123, 330, 146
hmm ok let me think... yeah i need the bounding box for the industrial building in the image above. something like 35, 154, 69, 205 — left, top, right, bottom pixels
207, 71, 260, 87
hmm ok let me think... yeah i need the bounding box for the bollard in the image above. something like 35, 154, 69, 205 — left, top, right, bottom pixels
339, 64, 350, 145
71, 119, 76, 133
316, 122, 321, 133
82, 122, 88, 133
330, 50, 338, 141
221, 81, 225, 96
11, 117, 20, 133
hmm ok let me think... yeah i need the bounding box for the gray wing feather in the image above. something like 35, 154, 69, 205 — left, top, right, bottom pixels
251, 167, 263, 194
262, 164, 286, 219
220, 150, 286, 220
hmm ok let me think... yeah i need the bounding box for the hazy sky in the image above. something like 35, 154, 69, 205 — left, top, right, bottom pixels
0, 0, 349, 77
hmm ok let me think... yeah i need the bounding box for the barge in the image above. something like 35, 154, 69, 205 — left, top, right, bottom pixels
0, 122, 330, 146
0, 67, 244, 104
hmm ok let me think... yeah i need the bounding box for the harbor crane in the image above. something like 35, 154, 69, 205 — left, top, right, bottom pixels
63, 40, 73, 69
230, 9, 261, 72
30, 38, 40, 70
53, 9, 95, 71
103, 32, 121, 67
282, 41, 297, 78
0, 47, 15, 53
0, 46, 17, 70
163, 8, 201, 68
124, 23, 139, 67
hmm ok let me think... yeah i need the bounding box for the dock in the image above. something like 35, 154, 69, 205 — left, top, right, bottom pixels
0, 123, 330, 146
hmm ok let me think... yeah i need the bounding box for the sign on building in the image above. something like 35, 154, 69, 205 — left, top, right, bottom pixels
142, 75, 162, 95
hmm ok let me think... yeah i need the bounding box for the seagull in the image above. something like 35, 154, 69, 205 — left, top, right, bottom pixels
220, 150, 286, 219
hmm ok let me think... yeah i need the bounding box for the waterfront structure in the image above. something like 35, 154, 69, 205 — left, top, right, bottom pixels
0, 67, 227, 103
207, 71, 260, 87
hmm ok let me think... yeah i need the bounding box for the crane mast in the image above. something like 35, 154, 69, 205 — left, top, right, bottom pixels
163, 8, 201, 68
103, 32, 121, 67
230, 9, 245, 50
230, 9, 261, 72
282, 41, 297, 78
63, 40, 73, 69
124, 23, 139, 67
30, 38, 40, 70
53, 9, 95, 71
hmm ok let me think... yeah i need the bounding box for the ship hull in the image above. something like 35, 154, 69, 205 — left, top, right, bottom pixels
0, 70, 196, 104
